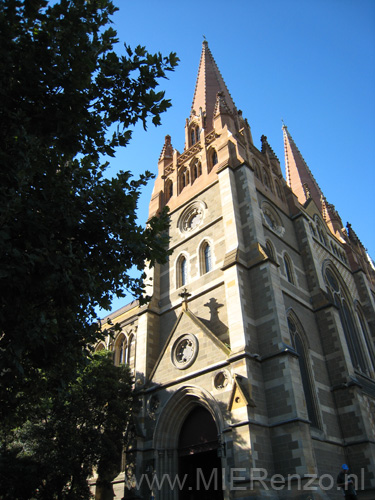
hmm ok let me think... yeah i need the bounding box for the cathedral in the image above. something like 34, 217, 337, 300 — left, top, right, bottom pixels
96, 41, 375, 499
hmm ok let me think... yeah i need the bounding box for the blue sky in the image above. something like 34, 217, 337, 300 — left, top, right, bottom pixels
102, 0, 375, 314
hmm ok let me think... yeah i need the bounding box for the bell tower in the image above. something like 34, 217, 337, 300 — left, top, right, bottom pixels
99, 41, 375, 500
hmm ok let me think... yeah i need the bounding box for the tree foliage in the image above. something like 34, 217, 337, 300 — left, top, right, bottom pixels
0, 0, 177, 427
0, 0, 177, 494
0, 351, 136, 499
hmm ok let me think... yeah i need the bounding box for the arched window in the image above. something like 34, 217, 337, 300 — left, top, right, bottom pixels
202, 243, 212, 274
253, 161, 261, 179
179, 167, 189, 194
115, 335, 127, 366
165, 179, 173, 203
357, 309, 375, 375
274, 180, 283, 200
284, 254, 294, 284
191, 160, 202, 183
177, 255, 188, 288
325, 267, 368, 374
191, 128, 196, 146
288, 316, 319, 428
265, 240, 275, 260
95, 342, 105, 352
208, 149, 218, 172
263, 169, 273, 192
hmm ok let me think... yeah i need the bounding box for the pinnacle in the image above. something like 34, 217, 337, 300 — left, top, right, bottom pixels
159, 135, 173, 161
283, 125, 324, 210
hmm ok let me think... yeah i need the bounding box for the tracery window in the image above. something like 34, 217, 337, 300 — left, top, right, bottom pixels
190, 126, 200, 146
288, 316, 320, 428
325, 267, 369, 374
275, 180, 283, 200
357, 309, 375, 375
263, 169, 273, 192
191, 159, 202, 183
115, 334, 127, 366
178, 167, 189, 194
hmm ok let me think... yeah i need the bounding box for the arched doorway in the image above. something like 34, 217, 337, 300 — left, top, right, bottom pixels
178, 406, 223, 500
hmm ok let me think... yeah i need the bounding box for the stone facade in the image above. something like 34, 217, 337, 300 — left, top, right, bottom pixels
96, 42, 375, 499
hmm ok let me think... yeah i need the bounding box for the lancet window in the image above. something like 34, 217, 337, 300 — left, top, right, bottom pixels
165, 179, 173, 202
208, 149, 218, 173
288, 315, 320, 428
177, 255, 188, 288
190, 126, 200, 146
191, 159, 202, 183
178, 167, 189, 194
200, 242, 212, 274
283, 253, 294, 284
324, 267, 370, 375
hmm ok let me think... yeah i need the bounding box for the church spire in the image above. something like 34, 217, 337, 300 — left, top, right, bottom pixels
283, 124, 323, 211
190, 41, 236, 133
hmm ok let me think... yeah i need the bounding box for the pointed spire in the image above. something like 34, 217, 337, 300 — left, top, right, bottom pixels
190, 41, 236, 133
283, 124, 323, 210
158, 135, 173, 161
261, 135, 279, 161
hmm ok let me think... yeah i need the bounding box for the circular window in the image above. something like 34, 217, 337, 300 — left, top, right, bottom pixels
261, 202, 285, 237
171, 334, 198, 369
178, 201, 206, 234
264, 209, 277, 230
214, 371, 229, 389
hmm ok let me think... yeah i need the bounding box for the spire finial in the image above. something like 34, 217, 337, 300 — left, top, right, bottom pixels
179, 287, 191, 311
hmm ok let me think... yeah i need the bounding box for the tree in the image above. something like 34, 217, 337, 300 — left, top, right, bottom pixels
0, 351, 136, 499
0, 0, 177, 494
0, 0, 177, 429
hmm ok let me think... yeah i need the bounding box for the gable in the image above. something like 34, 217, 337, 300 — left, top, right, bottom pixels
150, 308, 230, 386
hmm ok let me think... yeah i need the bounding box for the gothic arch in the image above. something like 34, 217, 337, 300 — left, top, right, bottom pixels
95, 341, 105, 352
265, 239, 276, 261
208, 147, 218, 173
165, 178, 173, 203
314, 214, 328, 246
274, 179, 284, 200
151, 386, 226, 500
176, 253, 189, 288
190, 158, 202, 183
262, 168, 273, 192
189, 124, 200, 147
283, 252, 295, 284
287, 310, 320, 428
253, 160, 261, 179
178, 167, 189, 194
153, 385, 225, 451
323, 262, 369, 374
355, 304, 375, 376
114, 332, 127, 366
199, 239, 213, 275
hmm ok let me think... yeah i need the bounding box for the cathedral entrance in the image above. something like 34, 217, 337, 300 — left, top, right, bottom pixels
178, 406, 224, 500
